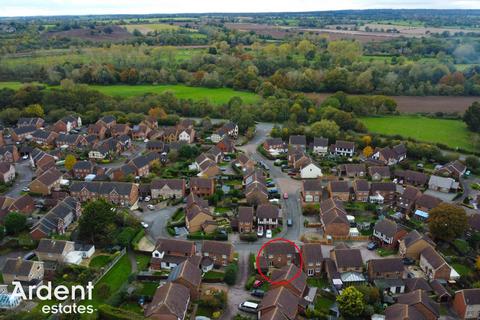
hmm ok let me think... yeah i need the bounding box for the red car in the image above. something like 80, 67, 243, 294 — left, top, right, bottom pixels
253, 280, 264, 288
283, 192, 289, 199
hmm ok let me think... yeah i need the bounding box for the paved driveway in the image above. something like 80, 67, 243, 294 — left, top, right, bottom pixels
132, 204, 181, 241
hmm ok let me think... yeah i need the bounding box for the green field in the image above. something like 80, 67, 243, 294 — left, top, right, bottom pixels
88, 84, 260, 104
0, 82, 260, 105
361, 115, 479, 152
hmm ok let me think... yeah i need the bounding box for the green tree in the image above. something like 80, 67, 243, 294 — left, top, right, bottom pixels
78, 200, 117, 247
336, 286, 365, 318
466, 156, 480, 172
4, 212, 27, 235
428, 203, 468, 241
464, 102, 480, 133
23, 104, 45, 118
224, 263, 238, 285
309, 120, 340, 142
64, 154, 77, 171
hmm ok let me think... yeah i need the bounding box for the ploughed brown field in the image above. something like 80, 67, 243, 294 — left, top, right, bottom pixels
306, 93, 480, 113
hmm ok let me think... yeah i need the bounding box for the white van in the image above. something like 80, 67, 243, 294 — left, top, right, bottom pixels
238, 301, 258, 314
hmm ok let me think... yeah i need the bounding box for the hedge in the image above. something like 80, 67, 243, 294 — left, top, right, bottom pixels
98, 304, 143, 320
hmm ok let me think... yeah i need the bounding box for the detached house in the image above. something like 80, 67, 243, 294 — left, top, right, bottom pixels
96, 115, 116, 129
367, 258, 405, 280
399, 230, 435, 260
151, 179, 185, 199
368, 166, 391, 181
87, 123, 107, 139
342, 163, 366, 178
238, 206, 254, 233
373, 219, 406, 248
11, 125, 36, 142
30, 197, 81, 240
263, 138, 286, 155
150, 238, 196, 270
328, 181, 351, 202
353, 179, 370, 202
263, 241, 297, 268
190, 177, 215, 197
300, 160, 322, 179
436, 160, 467, 179
397, 186, 422, 213
258, 286, 300, 320
144, 282, 190, 320
53, 115, 82, 133
370, 182, 396, 205
428, 175, 460, 193
2, 258, 44, 286
289, 135, 307, 149
30, 129, 58, 146
453, 289, 480, 320
320, 199, 349, 237
177, 127, 195, 143
216, 137, 235, 154
202, 240, 234, 267
185, 194, 213, 232
302, 179, 322, 203
0, 145, 19, 163
168, 260, 201, 300
395, 170, 429, 187
210, 122, 238, 143
331, 140, 355, 157
420, 246, 452, 281
312, 137, 329, 156
29, 167, 63, 195
302, 243, 323, 277
372, 143, 407, 165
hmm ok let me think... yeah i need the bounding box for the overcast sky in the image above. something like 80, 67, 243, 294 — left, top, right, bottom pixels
1, 0, 480, 17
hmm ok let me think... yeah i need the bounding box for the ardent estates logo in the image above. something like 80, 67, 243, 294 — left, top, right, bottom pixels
12, 281, 95, 314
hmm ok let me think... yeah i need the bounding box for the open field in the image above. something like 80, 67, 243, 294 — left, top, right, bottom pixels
360, 115, 479, 151
43, 25, 133, 42
122, 23, 181, 34
0, 82, 260, 105
306, 92, 480, 113
88, 84, 260, 104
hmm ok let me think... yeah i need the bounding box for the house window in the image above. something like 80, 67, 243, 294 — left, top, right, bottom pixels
307, 269, 314, 276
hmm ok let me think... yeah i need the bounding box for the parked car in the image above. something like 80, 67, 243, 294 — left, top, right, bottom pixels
147, 204, 155, 210
283, 192, 289, 199
402, 257, 415, 265
22, 155, 29, 160
250, 289, 265, 298
144, 196, 151, 202
23, 252, 35, 260
367, 242, 378, 250
257, 226, 264, 237
141, 221, 149, 228
253, 280, 264, 288
238, 301, 258, 314
22, 187, 30, 192
287, 219, 293, 227
266, 229, 272, 238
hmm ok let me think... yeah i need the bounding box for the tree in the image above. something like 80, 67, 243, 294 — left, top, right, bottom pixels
466, 156, 480, 172
4, 212, 27, 235
476, 256, 480, 271
78, 200, 117, 247
64, 154, 77, 171
363, 146, 374, 157
224, 263, 238, 285
464, 102, 480, 133
309, 120, 340, 142
428, 203, 468, 241
148, 107, 167, 120
336, 286, 365, 318
23, 104, 45, 118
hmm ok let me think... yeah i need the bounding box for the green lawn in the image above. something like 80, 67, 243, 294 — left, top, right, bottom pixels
89, 255, 113, 269
89, 254, 132, 307
377, 248, 397, 257
135, 254, 150, 271
361, 115, 479, 152
315, 296, 335, 313
0, 82, 260, 105
451, 262, 473, 277
138, 281, 159, 296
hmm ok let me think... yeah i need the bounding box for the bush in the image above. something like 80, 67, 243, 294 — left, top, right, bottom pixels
224, 263, 239, 285
303, 204, 319, 215
4, 212, 26, 235
239, 232, 257, 242
98, 304, 143, 320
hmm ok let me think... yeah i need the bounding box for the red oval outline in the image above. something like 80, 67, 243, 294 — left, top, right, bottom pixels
255, 237, 303, 285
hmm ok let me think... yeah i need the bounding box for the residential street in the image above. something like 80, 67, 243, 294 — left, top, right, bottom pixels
6, 159, 34, 197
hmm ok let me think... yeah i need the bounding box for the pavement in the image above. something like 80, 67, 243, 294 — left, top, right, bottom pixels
133, 204, 181, 241
6, 159, 34, 197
